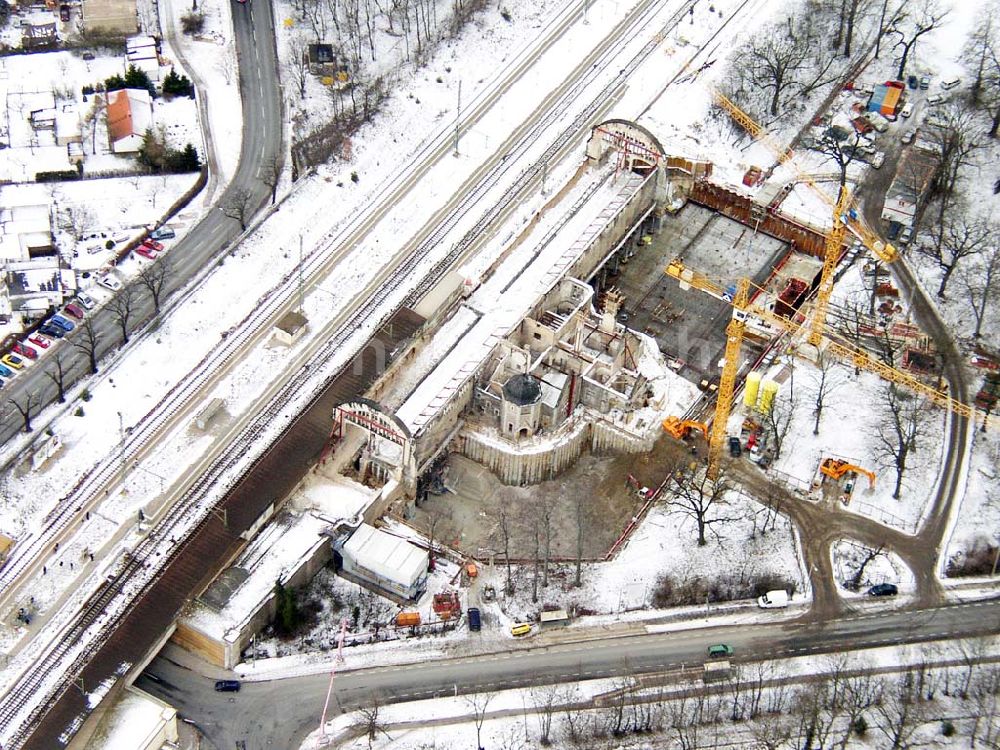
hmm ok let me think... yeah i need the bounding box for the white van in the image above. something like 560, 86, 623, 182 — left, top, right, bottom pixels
900, 101, 913, 118
941, 76, 961, 90
757, 590, 790, 609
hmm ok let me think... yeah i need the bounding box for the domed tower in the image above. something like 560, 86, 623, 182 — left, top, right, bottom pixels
500, 373, 542, 439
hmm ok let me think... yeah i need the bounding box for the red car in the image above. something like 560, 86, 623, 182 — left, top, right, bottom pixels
11, 342, 37, 360
64, 303, 85, 319
28, 335, 51, 349
135, 245, 157, 260
142, 239, 165, 252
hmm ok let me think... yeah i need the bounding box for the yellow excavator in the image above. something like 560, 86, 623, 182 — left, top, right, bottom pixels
820, 458, 876, 490
662, 416, 709, 441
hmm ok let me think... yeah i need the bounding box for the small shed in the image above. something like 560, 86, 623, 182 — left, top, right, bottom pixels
539, 608, 570, 628
868, 84, 903, 117
274, 310, 308, 346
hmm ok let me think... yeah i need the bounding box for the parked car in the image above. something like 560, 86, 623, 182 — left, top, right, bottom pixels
64, 303, 85, 319
39, 324, 64, 339
59, 4, 70, 21
901, 129, 915, 145
707, 644, 734, 659
887, 222, 903, 240
868, 583, 898, 597
919, 75, 930, 89
50, 315, 75, 332
135, 245, 157, 260
142, 238, 165, 252
900, 101, 913, 118
926, 92, 945, 106
941, 75, 961, 90
510, 623, 532, 637
149, 225, 176, 241
906, 74, 918, 89
77, 292, 97, 310
28, 335, 51, 349
728, 436, 742, 458
0, 364, 13, 378
468, 607, 481, 632
899, 227, 914, 245
97, 273, 123, 292
867, 152, 885, 169
11, 342, 37, 360
2, 354, 24, 370
214, 680, 241, 692
757, 590, 790, 609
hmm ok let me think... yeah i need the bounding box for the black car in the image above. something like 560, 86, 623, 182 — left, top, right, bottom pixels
59, 4, 70, 21
728, 436, 742, 458
38, 324, 64, 339
468, 606, 481, 632
214, 679, 241, 692
867, 583, 898, 597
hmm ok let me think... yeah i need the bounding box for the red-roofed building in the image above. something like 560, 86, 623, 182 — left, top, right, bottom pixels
106, 88, 152, 154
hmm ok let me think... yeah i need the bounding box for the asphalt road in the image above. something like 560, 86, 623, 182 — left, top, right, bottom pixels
0, 0, 281, 447
138, 597, 1000, 750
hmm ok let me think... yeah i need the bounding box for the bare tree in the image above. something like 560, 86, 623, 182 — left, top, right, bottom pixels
958, 240, 1000, 339
491, 505, 515, 596
971, 663, 1000, 747
530, 685, 559, 745
71, 319, 101, 374
44, 350, 71, 403
107, 285, 141, 344
760, 387, 796, 461
259, 154, 282, 205
284, 37, 310, 99
847, 544, 887, 591
665, 464, 740, 546
919, 212, 990, 298
838, 670, 882, 750
962, 3, 1000, 106
356, 692, 389, 749
8, 392, 41, 433
875, 384, 932, 500
922, 103, 984, 229
219, 187, 257, 232
62, 204, 96, 241
465, 691, 494, 750
573, 492, 584, 587
886, 0, 949, 79
136, 258, 172, 314
811, 351, 847, 434
872, 670, 924, 750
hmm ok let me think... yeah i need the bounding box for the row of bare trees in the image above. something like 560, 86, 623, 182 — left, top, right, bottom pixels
5, 260, 173, 435
355, 646, 1000, 750
721, 0, 951, 124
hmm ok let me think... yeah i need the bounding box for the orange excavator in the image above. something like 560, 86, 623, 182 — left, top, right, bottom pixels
820, 458, 876, 490
662, 416, 709, 441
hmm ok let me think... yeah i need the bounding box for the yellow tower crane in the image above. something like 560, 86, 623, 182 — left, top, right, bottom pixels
711, 90, 898, 346
664, 258, 982, 478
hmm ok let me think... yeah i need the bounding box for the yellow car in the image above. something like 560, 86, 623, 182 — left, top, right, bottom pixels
510, 623, 531, 637
2, 354, 24, 370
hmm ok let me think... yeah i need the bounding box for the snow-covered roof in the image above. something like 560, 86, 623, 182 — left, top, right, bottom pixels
89, 686, 176, 750
342, 523, 428, 589
107, 88, 152, 143
183, 511, 329, 640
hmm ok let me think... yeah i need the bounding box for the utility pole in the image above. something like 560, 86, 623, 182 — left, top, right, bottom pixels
297, 234, 304, 313
453, 81, 462, 156
117, 411, 127, 494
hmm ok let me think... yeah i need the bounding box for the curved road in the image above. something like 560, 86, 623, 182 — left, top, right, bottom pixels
0, 0, 281, 447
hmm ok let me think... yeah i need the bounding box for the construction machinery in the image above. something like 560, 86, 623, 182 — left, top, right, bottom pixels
820, 458, 876, 490
712, 90, 897, 347
664, 258, 985, 478
661, 416, 709, 440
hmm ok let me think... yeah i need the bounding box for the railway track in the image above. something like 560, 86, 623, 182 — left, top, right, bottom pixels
0, 0, 728, 745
